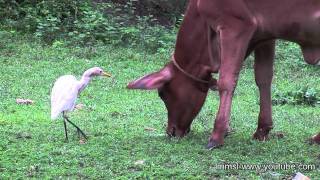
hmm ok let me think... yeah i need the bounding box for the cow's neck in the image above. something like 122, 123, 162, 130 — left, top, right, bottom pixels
173, 2, 214, 77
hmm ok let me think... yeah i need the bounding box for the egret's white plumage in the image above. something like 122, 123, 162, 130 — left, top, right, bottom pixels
51, 75, 79, 120
50, 67, 111, 140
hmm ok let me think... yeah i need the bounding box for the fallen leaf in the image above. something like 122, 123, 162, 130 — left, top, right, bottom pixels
75, 103, 85, 110
16, 98, 34, 105
16, 132, 32, 139
144, 127, 156, 132
134, 160, 145, 166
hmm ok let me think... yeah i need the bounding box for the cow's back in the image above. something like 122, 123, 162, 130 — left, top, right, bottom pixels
245, 0, 320, 64
246, 0, 320, 42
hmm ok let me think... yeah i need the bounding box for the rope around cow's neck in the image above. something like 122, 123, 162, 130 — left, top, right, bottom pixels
171, 54, 211, 84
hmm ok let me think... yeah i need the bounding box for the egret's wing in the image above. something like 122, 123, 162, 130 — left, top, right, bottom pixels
51, 75, 79, 120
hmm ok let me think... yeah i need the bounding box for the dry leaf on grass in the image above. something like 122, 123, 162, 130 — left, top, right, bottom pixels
75, 103, 85, 110
134, 160, 145, 166
16, 99, 34, 105
144, 127, 156, 132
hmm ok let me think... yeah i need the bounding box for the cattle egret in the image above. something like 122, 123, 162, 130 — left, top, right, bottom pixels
51, 67, 111, 141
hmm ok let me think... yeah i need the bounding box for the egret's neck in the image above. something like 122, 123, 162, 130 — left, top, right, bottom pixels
78, 76, 92, 94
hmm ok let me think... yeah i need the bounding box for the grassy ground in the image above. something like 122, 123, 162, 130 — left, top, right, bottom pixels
0, 31, 319, 179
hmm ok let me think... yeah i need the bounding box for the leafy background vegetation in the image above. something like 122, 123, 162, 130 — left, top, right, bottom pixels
0, 0, 180, 52
0, 0, 319, 179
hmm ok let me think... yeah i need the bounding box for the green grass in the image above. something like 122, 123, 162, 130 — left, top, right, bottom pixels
0, 30, 319, 179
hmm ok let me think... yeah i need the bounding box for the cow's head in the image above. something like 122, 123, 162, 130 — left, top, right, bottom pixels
127, 57, 217, 137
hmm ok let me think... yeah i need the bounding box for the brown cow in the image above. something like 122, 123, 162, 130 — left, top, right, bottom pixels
128, 0, 320, 149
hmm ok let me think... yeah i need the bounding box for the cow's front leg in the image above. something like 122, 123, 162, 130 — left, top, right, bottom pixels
207, 22, 256, 149
207, 76, 238, 149
252, 40, 275, 141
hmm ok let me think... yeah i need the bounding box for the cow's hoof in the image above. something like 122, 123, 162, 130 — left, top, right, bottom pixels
253, 133, 269, 141
253, 128, 271, 141
206, 139, 223, 150
308, 134, 320, 145
166, 127, 176, 137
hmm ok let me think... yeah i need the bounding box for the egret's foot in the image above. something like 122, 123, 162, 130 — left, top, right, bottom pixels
79, 139, 86, 144
253, 127, 272, 141
77, 128, 88, 140
75, 128, 87, 140
79, 130, 88, 140
65, 118, 87, 140
76, 129, 86, 139
83, 134, 88, 140
77, 129, 80, 138
207, 139, 223, 150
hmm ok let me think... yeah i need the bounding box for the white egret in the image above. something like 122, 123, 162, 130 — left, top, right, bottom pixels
51, 67, 111, 141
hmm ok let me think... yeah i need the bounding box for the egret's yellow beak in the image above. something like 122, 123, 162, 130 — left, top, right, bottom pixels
102, 72, 112, 77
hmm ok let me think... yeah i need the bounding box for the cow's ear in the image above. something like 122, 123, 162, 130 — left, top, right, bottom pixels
127, 66, 172, 90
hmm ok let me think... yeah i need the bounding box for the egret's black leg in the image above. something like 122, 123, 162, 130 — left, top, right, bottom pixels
77, 129, 81, 139
62, 112, 69, 141
63, 119, 68, 141
65, 117, 87, 139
